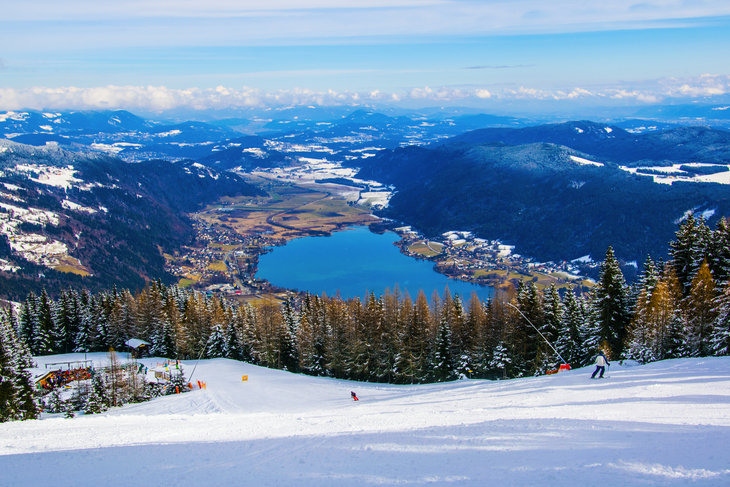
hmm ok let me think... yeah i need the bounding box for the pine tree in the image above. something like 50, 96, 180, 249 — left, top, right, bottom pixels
541, 283, 564, 369
593, 247, 630, 359
279, 296, 299, 372
85, 375, 108, 414
223, 308, 244, 362
516, 280, 544, 374
710, 283, 730, 355
0, 311, 39, 422
206, 323, 226, 358
47, 388, 67, 414
489, 341, 510, 379
34, 289, 54, 355
709, 217, 730, 286
432, 314, 456, 382
0, 322, 23, 422
166, 366, 190, 395
670, 214, 710, 295
556, 286, 583, 366
684, 259, 717, 356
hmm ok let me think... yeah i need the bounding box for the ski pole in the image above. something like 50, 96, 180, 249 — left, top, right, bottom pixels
505, 302, 569, 366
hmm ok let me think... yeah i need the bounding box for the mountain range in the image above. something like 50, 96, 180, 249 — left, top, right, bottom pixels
0, 139, 262, 299
357, 121, 730, 265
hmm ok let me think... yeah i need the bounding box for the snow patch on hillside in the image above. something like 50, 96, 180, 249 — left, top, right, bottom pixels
569, 155, 602, 166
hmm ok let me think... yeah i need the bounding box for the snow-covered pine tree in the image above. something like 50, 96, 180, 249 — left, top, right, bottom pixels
593, 247, 630, 359
150, 316, 175, 358
488, 341, 511, 379
165, 366, 189, 395
541, 283, 564, 371
239, 304, 258, 364
0, 317, 23, 422
325, 296, 350, 379
670, 214, 711, 296
206, 322, 226, 358
222, 308, 243, 362
556, 286, 584, 367
710, 282, 730, 356
52, 290, 71, 354
17, 292, 37, 346
279, 296, 299, 372
578, 290, 602, 366
432, 314, 456, 382
516, 280, 544, 374
709, 217, 730, 287
85, 375, 108, 414
47, 388, 66, 414
34, 289, 54, 355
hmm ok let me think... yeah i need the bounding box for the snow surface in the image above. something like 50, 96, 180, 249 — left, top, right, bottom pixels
620, 164, 730, 185
2, 355, 730, 486
569, 155, 602, 167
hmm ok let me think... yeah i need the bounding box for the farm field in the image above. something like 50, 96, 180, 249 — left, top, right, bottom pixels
198, 176, 379, 241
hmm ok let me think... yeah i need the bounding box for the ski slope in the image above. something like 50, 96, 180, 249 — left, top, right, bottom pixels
2, 355, 730, 486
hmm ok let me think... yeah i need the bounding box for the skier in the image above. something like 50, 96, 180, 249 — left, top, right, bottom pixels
351, 391, 359, 401
591, 351, 610, 379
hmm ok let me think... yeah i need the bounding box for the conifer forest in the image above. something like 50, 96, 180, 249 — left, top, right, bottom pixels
3, 214, 730, 421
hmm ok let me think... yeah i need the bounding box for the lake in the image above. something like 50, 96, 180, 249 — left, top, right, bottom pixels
257, 226, 493, 301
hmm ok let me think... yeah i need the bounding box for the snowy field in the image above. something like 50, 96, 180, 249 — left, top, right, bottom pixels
2, 355, 730, 486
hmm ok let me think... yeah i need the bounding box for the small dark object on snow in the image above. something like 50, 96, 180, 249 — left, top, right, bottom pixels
351, 391, 359, 401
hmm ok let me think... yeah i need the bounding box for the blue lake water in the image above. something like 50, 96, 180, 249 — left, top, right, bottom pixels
257, 226, 493, 301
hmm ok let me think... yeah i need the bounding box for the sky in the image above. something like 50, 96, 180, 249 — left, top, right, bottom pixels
1, 1, 730, 113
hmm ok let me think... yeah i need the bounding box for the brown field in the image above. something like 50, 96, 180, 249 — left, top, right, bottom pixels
196, 177, 378, 241
207, 261, 228, 272
53, 256, 91, 276
472, 268, 589, 291
408, 242, 440, 258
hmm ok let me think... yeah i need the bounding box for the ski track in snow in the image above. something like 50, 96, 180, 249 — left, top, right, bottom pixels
1, 355, 730, 486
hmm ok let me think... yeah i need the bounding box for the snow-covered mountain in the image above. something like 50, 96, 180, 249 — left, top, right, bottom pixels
2, 354, 729, 486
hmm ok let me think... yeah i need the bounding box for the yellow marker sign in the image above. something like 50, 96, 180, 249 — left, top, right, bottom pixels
242, 375, 248, 382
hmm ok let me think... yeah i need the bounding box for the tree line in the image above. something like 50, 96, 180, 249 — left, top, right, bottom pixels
3, 214, 730, 422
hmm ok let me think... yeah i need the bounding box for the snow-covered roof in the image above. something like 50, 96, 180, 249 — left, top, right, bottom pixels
124, 338, 151, 349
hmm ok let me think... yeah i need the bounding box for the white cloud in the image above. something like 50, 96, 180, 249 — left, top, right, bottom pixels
1, 76, 729, 112
4, 1, 730, 46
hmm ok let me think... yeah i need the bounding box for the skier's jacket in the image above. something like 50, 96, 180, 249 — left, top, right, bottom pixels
595, 354, 608, 366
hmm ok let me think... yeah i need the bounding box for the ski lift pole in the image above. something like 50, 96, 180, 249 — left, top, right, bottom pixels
187, 343, 207, 384
505, 302, 569, 366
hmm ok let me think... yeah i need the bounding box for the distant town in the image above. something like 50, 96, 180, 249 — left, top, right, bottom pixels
165, 159, 596, 300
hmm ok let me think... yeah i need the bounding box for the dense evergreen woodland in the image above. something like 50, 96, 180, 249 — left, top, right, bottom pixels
3, 214, 730, 422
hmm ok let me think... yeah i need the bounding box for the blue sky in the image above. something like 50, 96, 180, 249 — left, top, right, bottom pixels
1, 1, 730, 112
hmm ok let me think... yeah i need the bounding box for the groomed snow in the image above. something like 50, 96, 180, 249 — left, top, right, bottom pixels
2, 355, 730, 486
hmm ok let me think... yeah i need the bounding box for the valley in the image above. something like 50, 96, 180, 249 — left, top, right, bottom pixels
166, 158, 595, 300
4, 109, 730, 299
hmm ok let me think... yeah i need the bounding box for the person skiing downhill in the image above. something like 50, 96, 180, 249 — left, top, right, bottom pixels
591, 351, 610, 379
351, 391, 359, 401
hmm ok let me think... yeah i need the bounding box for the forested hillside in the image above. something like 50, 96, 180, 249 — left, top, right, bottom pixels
356, 141, 730, 263
0, 141, 263, 298
441, 121, 730, 165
